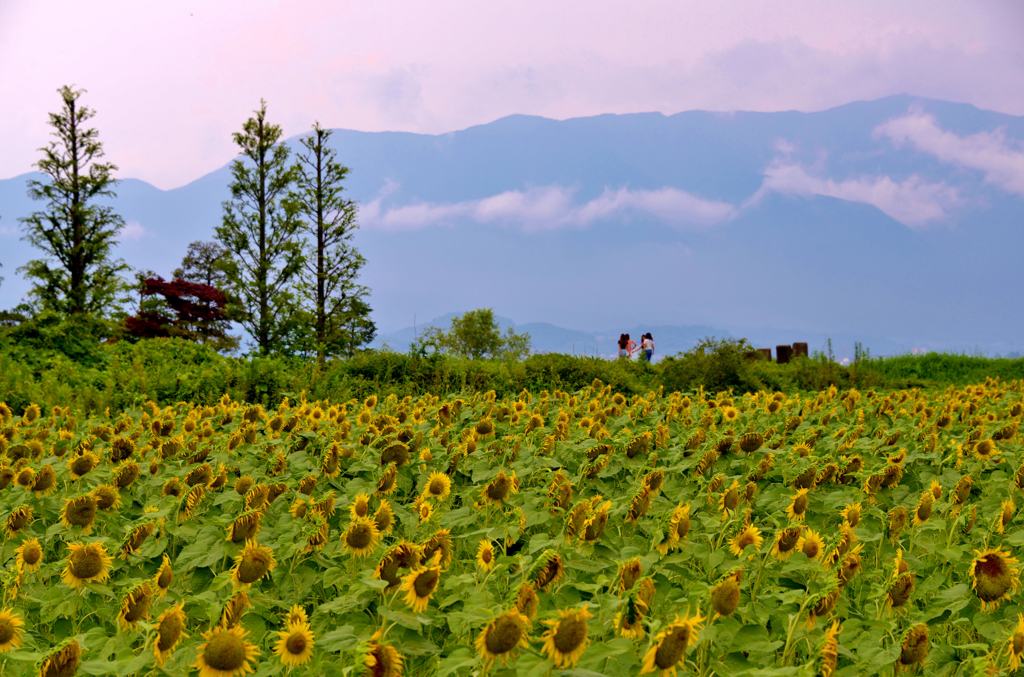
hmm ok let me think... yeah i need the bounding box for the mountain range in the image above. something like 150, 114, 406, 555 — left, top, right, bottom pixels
1, 94, 1022, 358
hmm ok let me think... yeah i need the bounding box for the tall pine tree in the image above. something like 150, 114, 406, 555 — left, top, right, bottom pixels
19, 85, 129, 316
216, 100, 303, 355
292, 122, 376, 362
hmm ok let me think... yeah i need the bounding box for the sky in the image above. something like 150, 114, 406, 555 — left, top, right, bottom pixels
2, 1, 1024, 190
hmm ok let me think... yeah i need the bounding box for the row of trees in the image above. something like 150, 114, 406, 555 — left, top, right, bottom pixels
0, 87, 375, 360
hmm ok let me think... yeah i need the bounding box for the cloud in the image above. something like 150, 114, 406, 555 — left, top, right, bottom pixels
360, 184, 735, 232
758, 161, 961, 227
874, 109, 1024, 196
120, 221, 147, 241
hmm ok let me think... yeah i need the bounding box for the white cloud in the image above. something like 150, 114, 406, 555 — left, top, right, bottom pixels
758, 160, 961, 227
360, 184, 735, 232
120, 221, 147, 241
874, 109, 1024, 196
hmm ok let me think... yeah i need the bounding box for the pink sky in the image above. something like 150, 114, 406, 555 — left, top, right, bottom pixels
2, 0, 1023, 189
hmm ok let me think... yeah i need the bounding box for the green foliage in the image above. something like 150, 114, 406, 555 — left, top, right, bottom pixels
659, 337, 765, 394
18, 85, 130, 316
418, 309, 532, 360
216, 100, 304, 355
291, 122, 376, 362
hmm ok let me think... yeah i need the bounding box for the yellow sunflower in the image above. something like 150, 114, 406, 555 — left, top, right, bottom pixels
913, 492, 933, 526
230, 540, 277, 589
999, 499, 1015, 535
818, 621, 842, 677
729, 524, 764, 558
719, 480, 740, 517
423, 472, 452, 501
0, 607, 24, 653
896, 624, 929, 671
614, 596, 648, 640
417, 501, 433, 524
31, 464, 57, 496
122, 522, 159, 559
710, 571, 742, 620
970, 547, 1020, 612
61, 541, 113, 588
785, 488, 809, 522
350, 492, 373, 520
273, 621, 315, 667
152, 603, 188, 666
640, 610, 705, 676
219, 591, 250, 629
67, 451, 99, 479
38, 640, 81, 677
401, 554, 443, 613
772, 526, 803, 561
60, 494, 98, 533
929, 480, 943, 501
15, 538, 43, 573
476, 540, 497, 572
530, 552, 565, 591
541, 606, 592, 669
92, 484, 121, 511
1006, 614, 1024, 672
421, 529, 454, 569
226, 511, 262, 544
284, 605, 308, 626
374, 500, 394, 535
118, 582, 154, 630
619, 558, 643, 593
475, 609, 531, 669
342, 518, 381, 559
480, 470, 518, 506
193, 625, 260, 677
376, 464, 398, 496
839, 502, 861, 527
153, 554, 173, 597
364, 631, 404, 677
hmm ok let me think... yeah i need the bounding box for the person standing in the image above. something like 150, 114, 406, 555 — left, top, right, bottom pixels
624, 333, 638, 358
641, 333, 654, 362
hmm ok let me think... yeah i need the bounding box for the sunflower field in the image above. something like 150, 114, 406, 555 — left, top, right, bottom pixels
1, 379, 1024, 676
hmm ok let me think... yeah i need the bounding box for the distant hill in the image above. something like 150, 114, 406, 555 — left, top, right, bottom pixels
1, 94, 1022, 355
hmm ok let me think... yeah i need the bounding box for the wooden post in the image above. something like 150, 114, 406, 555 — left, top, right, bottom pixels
776, 345, 793, 364
759, 348, 772, 362
793, 342, 808, 359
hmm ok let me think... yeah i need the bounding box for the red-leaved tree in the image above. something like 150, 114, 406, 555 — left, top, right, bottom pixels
123, 276, 237, 351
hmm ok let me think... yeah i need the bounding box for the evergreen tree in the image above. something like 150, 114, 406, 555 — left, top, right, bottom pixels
172, 241, 232, 289
292, 122, 376, 362
216, 100, 303, 355
19, 85, 129, 316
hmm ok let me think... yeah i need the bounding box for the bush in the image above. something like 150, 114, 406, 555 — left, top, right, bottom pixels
658, 337, 765, 394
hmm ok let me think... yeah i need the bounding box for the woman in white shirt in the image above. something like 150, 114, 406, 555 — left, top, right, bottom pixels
641, 333, 654, 362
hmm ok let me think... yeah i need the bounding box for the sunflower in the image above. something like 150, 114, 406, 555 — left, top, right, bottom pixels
118, 581, 154, 630
274, 621, 315, 667
640, 610, 705, 676
0, 607, 24, 653
896, 624, 929, 671
658, 503, 692, 555
619, 558, 643, 592
837, 545, 864, 586
772, 526, 803, 560
364, 631, 404, 677
220, 591, 250, 628
376, 464, 398, 496
181, 485, 205, 521
417, 501, 433, 524
627, 487, 655, 523
114, 461, 141, 489
476, 609, 531, 669
422, 529, 454, 568
718, 480, 740, 517
480, 470, 518, 506
614, 596, 648, 640
15, 538, 42, 573
887, 572, 915, 612
230, 540, 277, 589
151, 603, 189, 665
61, 541, 113, 588
31, 464, 56, 496
193, 624, 260, 677
999, 499, 1015, 535
122, 522, 158, 558
970, 548, 1020, 611
477, 540, 496, 572
530, 552, 565, 591
581, 501, 611, 544
38, 639, 81, 677
888, 507, 909, 545
373, 543, 422, 592
59, 494, 98, 533
154, 554, 173, 597
952, 476, 972, 509
806, 582, 841, 629
541, 606, 592, 669
423, 472, 451, 501
342, 518, 381, 559
913, 492, 933, 526
1007, 614, 1024, 672
350, 492, 373, 520
729, 524, 763, 558
226, 511, 262, 544
839, 502, 861, 527
93, 484, 121, 511
710, 572, 742, 620
400, 554, 443, 613
785, 488, 809, 522
818, 621, 841, 677
374, 500, 394, 535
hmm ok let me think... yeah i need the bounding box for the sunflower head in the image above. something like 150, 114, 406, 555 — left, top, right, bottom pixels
839, 502, 861, 527
15, 538, 43, 573
5, 506, 34, 539
374, 542, 423, 591
61, 494, 98, 533
711, 576, 741, 620
401, 555, 442, 613
541, 606, 592, 669
118, 582, 154, 629
481, 470, 518, 505
61, 541, 112, 588
374, 500, 394, 534
476, 609, 530, 669
970, 548, 1020, 611
0, 607, 25, 654
618, 558, 643, 592
641, 610, 705, 676
376, 464, 398, 496
1007, 614, 1024, 672
477, 540, 497, 572
274, 621, 315, 667
37, 639, 81, 677
154, 554, 173, 596
193, 624, 260, 677
364, 632, 403, 677
226, 510, 262, 544
231, 540, 277, 589
818, 621, 841, 677
515, 583, 539, 621
31, 464, 57, 496
729, 524, 764, 558
350, 492, 372, 519
897, 623, 929, 670
421, 529, 454, 569
342, 518, 381, 559
530, 552, 565, 591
